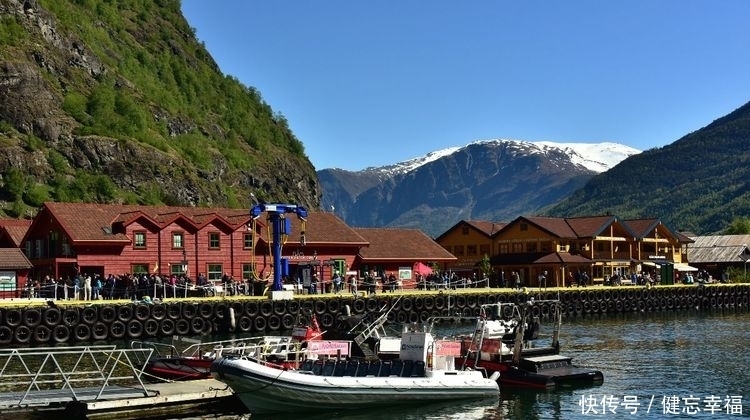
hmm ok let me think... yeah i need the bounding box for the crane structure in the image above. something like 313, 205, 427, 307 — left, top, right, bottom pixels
250, 203, 308, 292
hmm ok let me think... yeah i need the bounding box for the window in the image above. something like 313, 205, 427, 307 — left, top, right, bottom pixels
479, 244, 490, 256
208, 232, 220, 249
467, 245, 477, 256
243, 232, 254, 249
131, 263, 148, 275
526, 242, 537, 253
512, 243, 524, 253
172, 232, 184, 249
242, 264, 254, 280
454, 245, 464, 256
499, 243, 509, 254
171, 263, 187, 276
462, 226, 469, 235
134, 231, 146, 248
520, 223, 528, 231
207, 264, 223, 281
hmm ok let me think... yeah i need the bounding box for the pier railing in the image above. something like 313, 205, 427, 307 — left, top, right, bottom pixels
0, 345, 153, 408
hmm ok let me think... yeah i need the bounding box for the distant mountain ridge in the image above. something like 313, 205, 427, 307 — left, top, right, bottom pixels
318, 139, 640, 236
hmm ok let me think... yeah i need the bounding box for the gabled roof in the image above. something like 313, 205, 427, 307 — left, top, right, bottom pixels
276, 212, 368, 246
355, 228, 456, 262
623, 218, 662, 238
504, 216, 578, 238
37, 202, 253, 244
0, 248, 33, 269
435, 220, 505, 241
687, 234, 750, 263
0, 219, 33, 247
564, 215, 632, 238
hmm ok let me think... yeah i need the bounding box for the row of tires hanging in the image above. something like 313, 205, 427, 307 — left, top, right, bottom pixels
0, 285, 747, 345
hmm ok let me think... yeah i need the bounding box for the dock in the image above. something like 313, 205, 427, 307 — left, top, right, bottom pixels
0, 345, 241, 420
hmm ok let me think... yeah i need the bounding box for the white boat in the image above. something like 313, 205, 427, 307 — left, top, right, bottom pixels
211, 327, 499, 414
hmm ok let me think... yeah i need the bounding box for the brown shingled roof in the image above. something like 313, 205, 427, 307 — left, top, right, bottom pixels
517, 216, 578, 238
0, 219, 33, 247
355, 228, 456, 262
564, 215, 618, 237
0, 248, 33, 269
465, 220, 506, 236
281, 212, 368, 245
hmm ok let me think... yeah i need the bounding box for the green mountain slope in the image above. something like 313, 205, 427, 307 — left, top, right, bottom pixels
0, 0, 320, 216
546, 101, 750, 234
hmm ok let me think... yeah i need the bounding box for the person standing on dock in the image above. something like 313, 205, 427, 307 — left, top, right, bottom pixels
538, 271, 547, 290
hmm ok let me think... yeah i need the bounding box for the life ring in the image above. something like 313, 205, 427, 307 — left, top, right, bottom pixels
324, 299, 340, 315
167, 303, 182, 320
43, 307, 61, 326
313, 300, 327, 315
143, 319, 159, 337
5, 308, 22, 327
435, 296, 446, 310
74, 324, 91, 341
14, 325, 32, 344
267, 314, 282, 331
0, 325, 12, 345
126, 320, 143, 339
260, 301, 274, 317
237, 316, 252, 332
423, 297, 435, 310
81, 306, 98, 325
52, 324, 70, 343
116, 305, 133, 323
455, 295, 467, 309
245, 301, 260, 317
400, 298, 413, 312
23, 308, 42, 328
62, 308, 80, 327
353, 299, 366, 314
287, 300, 301, 314
365, 298, 378, 312
281, 313, 296, 330
199, 303, 214, 319
175, 319, 190, 336
190, 317, 205, 335
151, 304, 167, 321
413, 297, 424, 311
92, 322, 109, 340
182, 303, 197, 319
273, 301, 287, 316
33, 325, 51, 344
253, 316, 267, 332
109, 321, 126, 340
99, 306, 116, 323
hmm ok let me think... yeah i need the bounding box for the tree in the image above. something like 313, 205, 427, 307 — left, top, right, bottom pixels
725, 217, 750, 234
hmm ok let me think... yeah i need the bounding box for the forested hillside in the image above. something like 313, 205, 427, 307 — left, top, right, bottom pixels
0, 0, 320, 217
546, 101, 750, 234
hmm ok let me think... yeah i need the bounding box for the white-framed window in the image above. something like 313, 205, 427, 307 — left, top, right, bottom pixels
207, 264, 223, 281
172, 232, 184, 249
134, 231, 146, 248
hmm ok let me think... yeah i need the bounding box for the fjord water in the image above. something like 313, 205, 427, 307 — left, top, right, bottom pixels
178, 307, 750, 420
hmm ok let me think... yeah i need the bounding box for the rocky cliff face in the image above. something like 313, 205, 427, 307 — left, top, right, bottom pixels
0, 0, 320, 215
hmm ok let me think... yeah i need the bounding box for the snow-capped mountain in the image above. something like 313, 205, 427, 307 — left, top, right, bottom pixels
317, 139, 641, 236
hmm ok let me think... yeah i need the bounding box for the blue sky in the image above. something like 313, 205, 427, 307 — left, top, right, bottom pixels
181, 1, 750, 171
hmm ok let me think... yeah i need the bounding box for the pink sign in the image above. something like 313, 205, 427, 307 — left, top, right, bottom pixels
434, 340, 462, 356
307, 341, 350, 356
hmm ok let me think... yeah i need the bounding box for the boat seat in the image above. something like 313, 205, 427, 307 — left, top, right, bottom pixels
411, 361, 425, 377
311, 360, 324, 376
356, 360, 369, 377
333, 360, 347, 376
322, 359, 337, 376
378, 360, 392, 377
401, 359, 414, 377
366, 360, 381, 376
389, 359, 404, 377
299, 359, 314, 372
344, 360, 359, 376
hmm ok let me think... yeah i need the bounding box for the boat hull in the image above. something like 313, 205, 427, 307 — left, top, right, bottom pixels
212, 357, 499, 414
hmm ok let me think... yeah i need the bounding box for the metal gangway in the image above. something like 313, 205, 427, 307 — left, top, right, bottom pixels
0, 345, 154, 409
